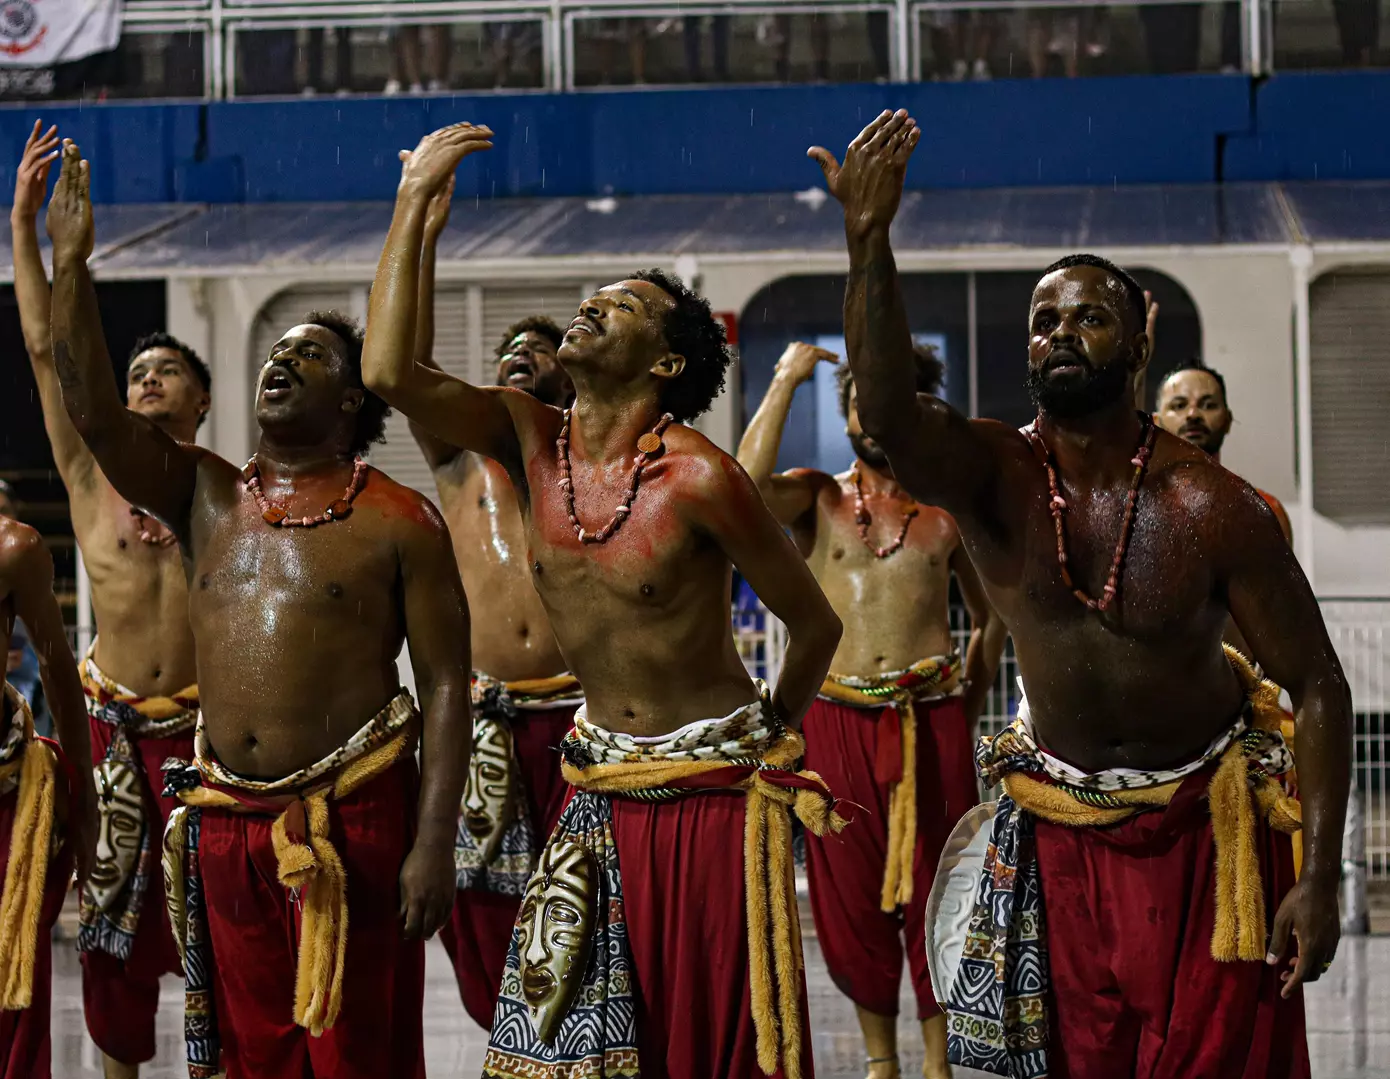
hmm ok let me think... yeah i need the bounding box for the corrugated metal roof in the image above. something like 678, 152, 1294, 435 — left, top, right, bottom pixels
18, 181, 1390, 278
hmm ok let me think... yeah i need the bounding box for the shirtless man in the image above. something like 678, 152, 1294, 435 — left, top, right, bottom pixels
738, 340, 1006, 1079
364, 124, 843, 1078
46, 140, 470, 1078
810, 110, 1348, 1077
0, 513, 96, 1076
406, 178, 579, 1029
10, 120, 202, 1079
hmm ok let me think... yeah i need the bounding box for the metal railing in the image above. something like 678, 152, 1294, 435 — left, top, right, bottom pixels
59, 0, 1371, 102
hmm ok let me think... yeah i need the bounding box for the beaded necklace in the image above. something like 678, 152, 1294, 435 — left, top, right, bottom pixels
1026, 413, 1155, 612
241, 457, 368, 527
850, 462, 918, 559
129, 507, 177, 548
556, 409, 673, 544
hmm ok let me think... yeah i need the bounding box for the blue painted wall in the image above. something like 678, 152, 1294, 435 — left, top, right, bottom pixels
0, 73, 1383, 204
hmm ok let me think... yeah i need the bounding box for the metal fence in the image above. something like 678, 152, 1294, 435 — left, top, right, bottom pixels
67, 0, 1376, 102
735, 596, 1390, 879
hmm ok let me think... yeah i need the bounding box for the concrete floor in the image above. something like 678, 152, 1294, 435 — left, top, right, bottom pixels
47, 914, 1389, 1078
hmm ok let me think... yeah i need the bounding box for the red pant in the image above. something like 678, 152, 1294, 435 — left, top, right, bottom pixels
81, 720, 191, 1065
198, 757, 426, 1078
1036, 770, 1310, 1078
439, 703, 576, 1029
606, 789, 813, 1079
803, 694, 976, 1018
0, 775, 72, 1078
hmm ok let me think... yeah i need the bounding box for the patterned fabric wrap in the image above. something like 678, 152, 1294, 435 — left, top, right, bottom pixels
170, 807, 220, 1078
561, 696, 775, 768
819, 651, 962, 703
456, 672, 582, 895
945, 682, 1294, 1078
483, 791, 640, 1079
78, 649, 198, 961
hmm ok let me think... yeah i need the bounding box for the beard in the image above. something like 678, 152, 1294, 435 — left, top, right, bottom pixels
849, 429, 890, 468
1026, 355, 1133, 419
1181, 423, 1225, 455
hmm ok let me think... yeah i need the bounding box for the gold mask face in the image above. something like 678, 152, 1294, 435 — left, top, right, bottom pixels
161, 806, 189, 968
462, 717, 516, 864
517, 839, 598, 1044
88, 760, 145, 912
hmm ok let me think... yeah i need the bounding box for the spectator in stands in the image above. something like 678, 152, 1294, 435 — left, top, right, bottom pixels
306, 27, 354, 95
1332, 0, 1378, 65
590, 18, 648, 85
0, 482, 52, 739
684, 15, 730, 82
485, 22, 542, 87
925, 11, 1000, 80
386, 24, 451, 93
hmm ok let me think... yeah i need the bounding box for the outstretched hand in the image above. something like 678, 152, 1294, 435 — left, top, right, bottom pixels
398, 123, 494, 202
808, 109, 921, 241
45, 141, 93, 265
13, 119, 58, 221
775, 341, 839, 385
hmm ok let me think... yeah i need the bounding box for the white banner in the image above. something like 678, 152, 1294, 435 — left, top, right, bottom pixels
0, 0, 122, 67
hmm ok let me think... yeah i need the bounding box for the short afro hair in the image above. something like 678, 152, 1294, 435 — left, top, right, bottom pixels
494, 315, 564, 363
630, 269, 732, 424
837, 342, 944, 419
1039, 254, 1147, 331
302, 310, 391, 457
1160, 360, 1228, 407
128, 332, 212, 427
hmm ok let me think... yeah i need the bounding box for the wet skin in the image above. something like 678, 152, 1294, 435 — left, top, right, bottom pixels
737, 354, 1007, 725
364, 125, 840, 736
814, 107, 1348, 994
12, 127, 204, 697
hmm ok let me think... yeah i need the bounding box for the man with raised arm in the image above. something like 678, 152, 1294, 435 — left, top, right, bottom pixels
738, 340, 1006, 1079
45, 140, 470, 1079
10, 120, 203, 1080
808, 110, 1348, 1078
406, 178, 580, 1030
0, 511, 96, 1076
364, 124, 844, 1079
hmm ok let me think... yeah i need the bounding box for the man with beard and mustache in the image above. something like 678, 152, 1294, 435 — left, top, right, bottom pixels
810, 109, 1348, 1078
737, 341, 1006, 1079
404, 178, 580, 1030
11, 121, 203, 1079
366, 124, 844, 1079
47, 140, 470, 1078
1155, 362, 1293, 544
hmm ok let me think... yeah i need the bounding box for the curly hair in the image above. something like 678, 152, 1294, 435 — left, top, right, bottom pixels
128, 332, 211, 427
1040, 254, 1147, 331
302, 310, 391, 457
837, 342, 944, 419
629, 269, 732, 423
494, 315, 564, 363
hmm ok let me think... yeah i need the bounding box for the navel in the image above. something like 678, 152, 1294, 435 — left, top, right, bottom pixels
328, 582, 344, 599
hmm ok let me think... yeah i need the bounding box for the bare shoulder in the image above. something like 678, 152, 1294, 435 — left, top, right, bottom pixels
661, 424, 766, 519
0, 518, 51, 587
498, 387, 564, 438
361, 466, 451, 539
1148, 431, 1285, 544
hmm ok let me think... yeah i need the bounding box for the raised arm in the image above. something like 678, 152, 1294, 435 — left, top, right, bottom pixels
406, 174, 468, 474
735, 341, 838, 527
698, 455, 841, 726
395, 499, 472, 941
363, 124, 530, 470
4, 523, 96, 884
950, 538, 1007, 733
809, 112, 995, 520
1223, 487, 1350, 998
11, 122, 98, 494
47, 142, 201, 533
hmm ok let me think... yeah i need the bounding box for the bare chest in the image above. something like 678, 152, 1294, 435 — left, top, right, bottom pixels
444, 464, 530, 575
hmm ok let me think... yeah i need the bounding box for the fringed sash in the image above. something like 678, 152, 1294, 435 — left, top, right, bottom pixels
0, 684, 58, 1011
944, 646, 1301, 1078
819, 653, 961, 911
162, 690, 418, 1075
78, 647, 197, 960
483, 693, 850, 1079
457, 672, 583, 895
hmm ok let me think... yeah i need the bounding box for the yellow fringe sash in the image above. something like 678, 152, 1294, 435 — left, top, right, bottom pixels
176, 712, 418, 1035
818, 655, 961, 912
562, 728, 848, 1079
1004, 646, 1301, 963
0, 684, 57, 1010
